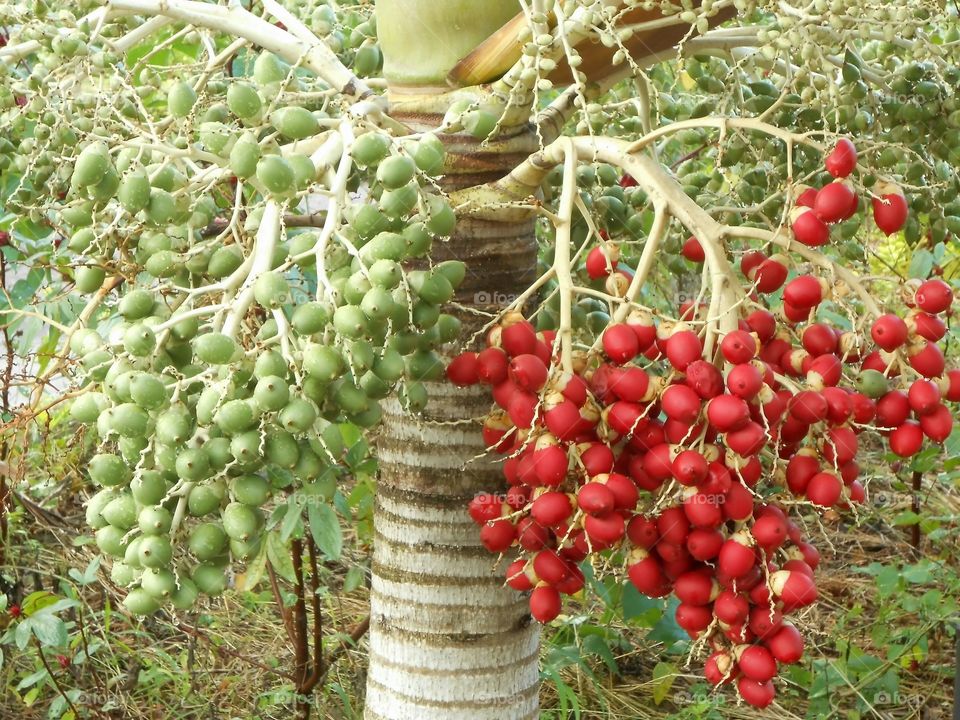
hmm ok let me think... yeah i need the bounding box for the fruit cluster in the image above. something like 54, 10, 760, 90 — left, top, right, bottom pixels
450, 141, 957, 707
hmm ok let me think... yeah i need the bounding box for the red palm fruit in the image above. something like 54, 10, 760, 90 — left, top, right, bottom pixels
822, 426, 858, 465
687, 528, 724, 560
706, 394, 751, 432
627, 551, 670, 597
672, 449, 709, 486
760, 392, 788, 425
786, 455, 820, 495
760, 338, 791, 369
477, 347, 509, 384
908, 341, 945, 379
705, 651, 738, 685
784, 275, 826, 308
674, 569, 717, 606
725, 422, 767, 456
945, 369, 960, 401
577, 482, 617, 515
610, 367, 651, 402
585, 245, 619, 279
791, 207, 830, 245
626, 310, 657, 351
890, 421, 925, 457
727, 363, 763, 399
702, 462, 732, 494
468, 493, 505, 524
871, 314, 908, 351
723, 481, 754, 521
657, 506, 690, 545
559, 530, 589, 563
740, 250, 767, 278
806, 472, 842, 507
753, 256, 790, 293
796, 185, 819, 207
876, 390, 910, 428
555, 565, 585, 595
516, 518, 552, 551
507, 391, 537, 429
683, 491, 723, 528
505, 559, 534, 591
665, 330, 703, 370
724, 623, 755, 644
554, 371, 587, 406
721, 330, 758, 364
737, 677, 776, 708
656, 542, 689, 564
663, 418, 702, 444
749, 605, 784, 639
682, 236, 705, 262
746, 309, 777, 342
479, 519, 516, 552
533, 445, 568, 486
789, 390, 828, 423
502, 458, 521, 485
447, 352, 480, 386
619, 174, 638, 187
737, 645, 778, 683
509, 354, 548, 392
583, 512, 625, 548
579, 443, 615, 475
850, 392, 876, 423
807, 354, 842, 388
822, 386, 853, 424
798, 541, 820, 569
605, 400, 645, 436
840, 460, 860, 485
589, 363, 623, 405
861, 350, 896, 375
813, 180, 856, 223
715, 590, 750, 625
482, 412, 514, 453
718, 532, 756, 578
500, 320, 538, 357
825, 137, 857, 177
544, 398, 581, 440
770, 569, 818, 610
533, 549, 569, 585
872, 188, 908, 235
751, 513, 788, 551
732, 456, 762, 487
685, 359, 725, 399
530, 492, 573, 527
532, 339, 551, 366
661, 384, 702, 424
492, 380, 519, 410
626, 515, 658, 548
675, 603, 714, 635
642, 443, 674, 483
910, 311, 947, 341
802, 323, 838, 356
908, 379, 941, 415
780, 413, 810, 444
602, 324, 640, 364
782, 302, 809, 324
629, 418, 665, 452
767, 623, 804, 664
529, 584, 562, 622
920, 404, 953, 442
603, 472, 639, 510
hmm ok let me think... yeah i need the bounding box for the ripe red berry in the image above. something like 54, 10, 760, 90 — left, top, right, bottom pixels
753, 257, 789, 293
509, 354, 548, 391
737, 677, 776, 708
791, 207, 830, 246
825, 137, 857, 178
505, 559, 533, 591
447, 352, 480, 386
627, 552, 670, 597
602, 324, 640, 364
585, 245, 619, 279
783, 276, 824, 309
737, 645, 778, 682
665, 330, 703, 371
814, 180, 857, 223
720, 330, 757, 364
767, 623, 804, 664
914, 279, 953, 314
770, 569, 818, 610
706, 394, 751, 432
889, 421, 924, 457
682, 236, 705, 262
870, 314, 908, 351
531, 492, 573, 527
529, 585, 562, 622
577, 482, 616, 516
908, 379, 941, 416
872, 189, 908, 235
718, 533, 756, 578
477, 347, 509, 385
479, 519, 516, 552
806, 472, 841, 507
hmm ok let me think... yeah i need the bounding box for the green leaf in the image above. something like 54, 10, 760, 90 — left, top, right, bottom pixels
343, 565, 365, 593
21, 591, 58, 616
892, 511, 922, 526
237, 545, 268, 592
279, 497, 303, 543
581, 633, 618, 675
266, 531, 296, 583
908, 249, 935, 279
68, 556, 101, 586
651, 661, 677, 705
308, 502, 342, 560
30, 614, 68, 647
16, 667, 48, 691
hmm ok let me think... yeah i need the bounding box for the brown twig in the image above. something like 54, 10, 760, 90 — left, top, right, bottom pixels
316, 614, 371, 687
910, 469, 922, 552
302, 537, 323, 692
34, 638, 82, 719
267, 562, 297, 648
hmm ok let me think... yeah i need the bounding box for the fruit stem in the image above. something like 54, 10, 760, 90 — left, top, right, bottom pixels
553, 139, 578, 372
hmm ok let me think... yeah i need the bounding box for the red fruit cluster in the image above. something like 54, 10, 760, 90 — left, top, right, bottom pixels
446, 141, 955, 709
789, 139, 908, 246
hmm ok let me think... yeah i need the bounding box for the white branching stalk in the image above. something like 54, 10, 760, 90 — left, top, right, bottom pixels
553, 140, 579, 371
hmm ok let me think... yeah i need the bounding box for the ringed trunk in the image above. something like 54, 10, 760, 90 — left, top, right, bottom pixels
366, 3, 541, 717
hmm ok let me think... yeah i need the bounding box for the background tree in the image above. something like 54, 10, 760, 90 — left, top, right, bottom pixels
0, 1, 959, 719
